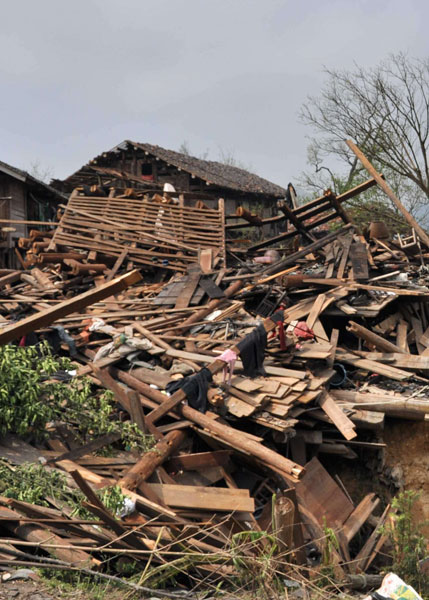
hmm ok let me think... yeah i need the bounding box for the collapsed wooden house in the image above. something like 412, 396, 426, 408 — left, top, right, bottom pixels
0, 160, 65, 268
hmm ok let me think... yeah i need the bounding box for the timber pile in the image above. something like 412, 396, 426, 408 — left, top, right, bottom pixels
0, 145, 428, 593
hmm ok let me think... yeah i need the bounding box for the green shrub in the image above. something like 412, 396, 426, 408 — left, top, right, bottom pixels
0, 460, 128, 519
384, 490, 429, 596
0, 343, 154, 452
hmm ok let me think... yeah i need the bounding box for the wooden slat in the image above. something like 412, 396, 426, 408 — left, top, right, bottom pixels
342, 493, 380, 542
350, 242, 369, 280
48, 193, 226, 270
145, 483, 254, 512
318, 392, 357, 440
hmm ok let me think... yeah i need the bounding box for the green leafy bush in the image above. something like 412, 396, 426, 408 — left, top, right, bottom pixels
0, 460, 128, 519
384, 490, 429, 596
0, 343, 154, 453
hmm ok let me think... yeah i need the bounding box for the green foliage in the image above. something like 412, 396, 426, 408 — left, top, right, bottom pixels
315, 519, 339, 589
229, 529, 283, 598
97, 485, 128, 518
230, 529, 278, 571
0, 344, 155, 453
0, 461, 69, 506
321, 519, 339, 566
384, 490, 429, 596
0, 460, 128, 520
346, 196, 410, 236
0, 343, 62, 437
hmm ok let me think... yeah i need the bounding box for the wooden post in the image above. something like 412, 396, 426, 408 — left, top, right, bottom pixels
346, 139, 429, 247
119, 430, 186, 490
347, 321, 406, 354
113, 368, 304, 480
273, 495, 295, 552
235, 206, 263, 226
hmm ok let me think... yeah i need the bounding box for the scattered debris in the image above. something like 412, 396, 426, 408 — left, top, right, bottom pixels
0, 142, 428, 596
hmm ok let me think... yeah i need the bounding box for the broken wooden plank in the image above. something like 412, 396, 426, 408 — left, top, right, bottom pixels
0, 270, 142, 345
353, 503, 391, 572
349, 242, 369, 280
175, 268, 201, 309
167, 451, 231, 471
145, 483, 254, 512
318, 392, 357, 440
342, 493, 380, 542
336, 349, 411, 381
295, 457, 354, 529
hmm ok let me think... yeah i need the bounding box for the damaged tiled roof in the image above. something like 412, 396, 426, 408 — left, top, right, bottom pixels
60, 140, 287, 197
126, 141, 286, 197
0, 159, 66, 200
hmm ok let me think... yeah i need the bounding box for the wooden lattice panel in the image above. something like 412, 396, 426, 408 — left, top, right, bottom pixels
50, 192, 225, 272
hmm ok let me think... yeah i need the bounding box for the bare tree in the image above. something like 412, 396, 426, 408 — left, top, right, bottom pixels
178, 140, 191, 156
217, 146, 253, 172
28, 160, 54, 184
177, 141, 210, 160
300, 53, 429, 224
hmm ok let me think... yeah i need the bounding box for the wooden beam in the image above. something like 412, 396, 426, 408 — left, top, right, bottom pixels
104, 248, 128, 282
0, 219, 58, 226
259, 225, 353, 277
277, 201, 316, 242
0, 270, 142, 345
0, 271, 23, 289
347, 321, 406, 354
119, 430, 187, 491
346, 139, 429, 247
226, 178, 377, 231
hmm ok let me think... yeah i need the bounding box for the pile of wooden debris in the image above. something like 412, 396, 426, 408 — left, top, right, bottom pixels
0, 144, 427, 596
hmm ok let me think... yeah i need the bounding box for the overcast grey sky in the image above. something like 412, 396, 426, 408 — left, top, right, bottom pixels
1, 0, 428, 188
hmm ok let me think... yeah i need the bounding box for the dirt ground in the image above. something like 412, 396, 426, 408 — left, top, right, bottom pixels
384, 418, 429, 537
0, 579, 135, 600
315, 417, 429, 542
0, 580, 63, 600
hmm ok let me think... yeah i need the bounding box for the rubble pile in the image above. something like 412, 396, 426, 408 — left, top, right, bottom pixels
0, 145, 427, 595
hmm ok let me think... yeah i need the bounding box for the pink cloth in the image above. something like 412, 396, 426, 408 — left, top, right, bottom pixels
294, 321, 315, 340
218, 349, 237, 385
